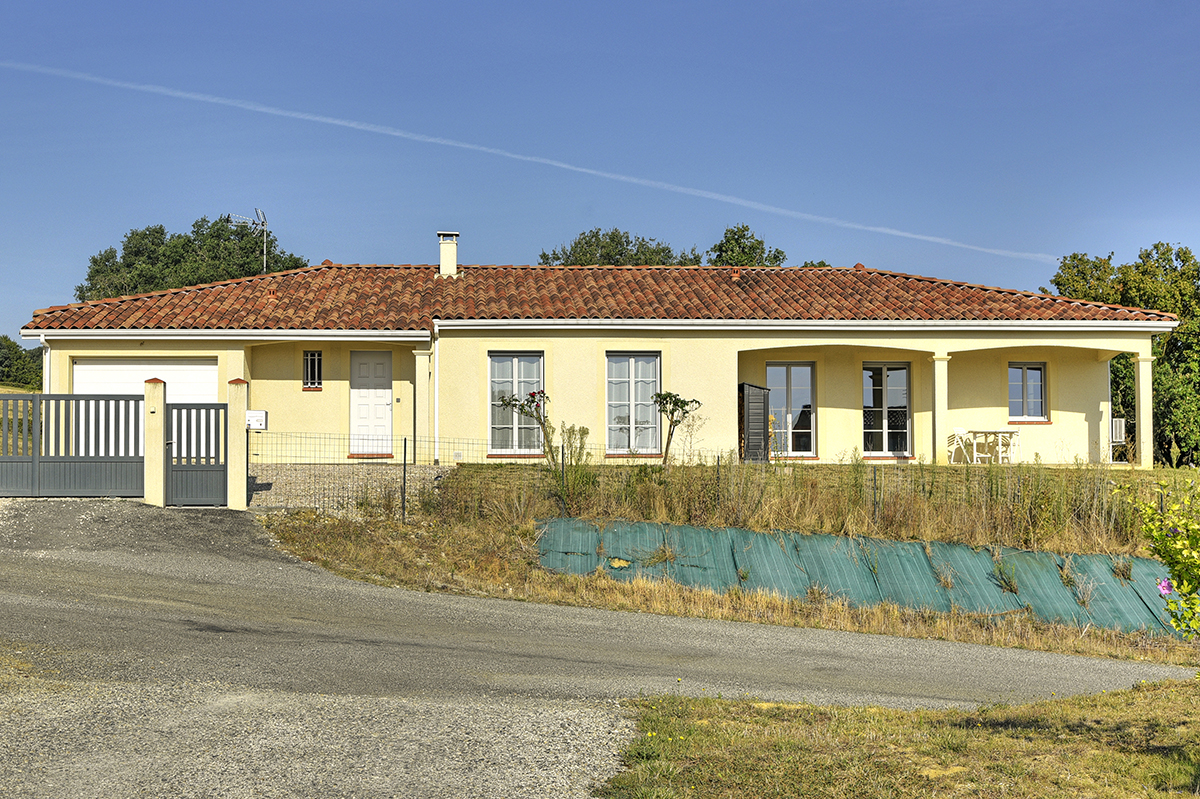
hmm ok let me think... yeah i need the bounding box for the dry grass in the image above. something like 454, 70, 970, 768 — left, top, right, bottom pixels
262, 506, 1200, 667
601, 679, 1200, 798
435, 460, 1184, 557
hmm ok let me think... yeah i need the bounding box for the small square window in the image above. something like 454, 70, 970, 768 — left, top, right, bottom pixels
303, 351, 323, 390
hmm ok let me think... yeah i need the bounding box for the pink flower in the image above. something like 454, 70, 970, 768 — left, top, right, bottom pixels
1159, 578, 1174, 597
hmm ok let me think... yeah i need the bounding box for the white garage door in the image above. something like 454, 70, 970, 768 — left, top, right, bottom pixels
71, 358, 219, 403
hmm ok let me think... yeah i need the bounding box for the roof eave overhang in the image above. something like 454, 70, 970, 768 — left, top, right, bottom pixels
21, 328, 433, 343
433, 318, 1179, 333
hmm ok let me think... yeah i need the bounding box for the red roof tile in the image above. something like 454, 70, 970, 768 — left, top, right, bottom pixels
23, 263, 1177, 331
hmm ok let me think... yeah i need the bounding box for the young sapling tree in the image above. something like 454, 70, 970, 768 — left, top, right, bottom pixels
652, 391, 702, 466
497, 389, 557, 467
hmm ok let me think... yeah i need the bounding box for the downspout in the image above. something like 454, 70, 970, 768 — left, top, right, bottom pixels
39, 334, 50, 393
432, 321, 440, 464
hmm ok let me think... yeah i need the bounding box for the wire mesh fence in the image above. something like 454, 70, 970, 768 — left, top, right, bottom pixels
246, 429, 1188, 551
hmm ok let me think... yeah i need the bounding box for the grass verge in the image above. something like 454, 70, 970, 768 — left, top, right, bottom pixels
602, 680, 1200, 798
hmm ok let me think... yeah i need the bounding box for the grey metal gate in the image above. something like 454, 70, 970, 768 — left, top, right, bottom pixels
0, 394, 144, 497
166, 403, 228, 506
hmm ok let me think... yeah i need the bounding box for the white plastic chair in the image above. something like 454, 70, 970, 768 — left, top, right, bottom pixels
949, 428, 972, 464
997, 430, 1020, 463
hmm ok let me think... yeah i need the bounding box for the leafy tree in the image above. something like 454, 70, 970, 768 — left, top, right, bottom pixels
539, 228, 702, 266
0, 335, 41, 389
75, 216, 308, 302
800, 259, 833, 269
1044, 243, 1200, 465
706, 223, 787, 268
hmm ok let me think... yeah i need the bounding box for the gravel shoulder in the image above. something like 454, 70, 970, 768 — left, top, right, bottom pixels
0, 499, 633, 799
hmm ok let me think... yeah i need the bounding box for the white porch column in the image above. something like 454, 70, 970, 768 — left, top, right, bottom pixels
931, 354, 951, 464
1135, 355, 1154, 469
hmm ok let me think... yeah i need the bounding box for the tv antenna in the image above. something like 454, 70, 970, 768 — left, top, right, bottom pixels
226, 208, 269, 273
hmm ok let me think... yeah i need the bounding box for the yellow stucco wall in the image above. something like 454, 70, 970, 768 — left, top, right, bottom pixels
37, 324, 1154, 465
430, 326, 1150, 465
245, 342, 416, 437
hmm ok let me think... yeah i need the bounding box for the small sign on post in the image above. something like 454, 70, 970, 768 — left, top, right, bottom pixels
245, 410, 267, 430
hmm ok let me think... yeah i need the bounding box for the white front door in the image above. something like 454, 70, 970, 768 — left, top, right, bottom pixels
350, 351, 392, 455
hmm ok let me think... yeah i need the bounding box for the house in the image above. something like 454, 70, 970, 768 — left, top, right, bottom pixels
21, 232, 1176, 469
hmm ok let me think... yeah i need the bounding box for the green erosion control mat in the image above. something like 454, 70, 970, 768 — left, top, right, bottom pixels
1064, 554, 1171, 633
663, 525, 739, 590
537, 518, 600, 575
729, 528, 809, 596
1127, 556, 1176, 633
923, 541, 1025, 615
597, 521, 667, 582
537, 520, 1179, 635
791, 534, 883, 607
994, 548, 1093, 627
865, 540, 952, 614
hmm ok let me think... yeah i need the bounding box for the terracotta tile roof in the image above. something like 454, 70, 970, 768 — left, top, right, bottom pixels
24, 262, 1177, 332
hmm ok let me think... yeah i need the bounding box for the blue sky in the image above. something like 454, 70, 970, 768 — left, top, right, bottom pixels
3, 1, 1199, 340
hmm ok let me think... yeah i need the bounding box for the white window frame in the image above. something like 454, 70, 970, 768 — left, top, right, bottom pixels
606, 352, 661, 454
767, 362, 816, 457
302, 350, 322, 390
1009, 362, 1047, 421
862, 363, 911, 456
489, 352, 544, 454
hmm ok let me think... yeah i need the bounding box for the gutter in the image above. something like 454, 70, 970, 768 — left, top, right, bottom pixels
20, 328, 434, 343
432, 318, 1179, 333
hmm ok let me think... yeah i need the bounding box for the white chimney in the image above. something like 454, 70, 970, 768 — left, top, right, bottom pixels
438, 231, 459, 277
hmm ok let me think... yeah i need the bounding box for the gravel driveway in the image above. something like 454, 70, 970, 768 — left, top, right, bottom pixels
0, 498, 1193, 798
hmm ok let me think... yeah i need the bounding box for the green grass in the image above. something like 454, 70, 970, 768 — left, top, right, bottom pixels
601, 680, 1200, 798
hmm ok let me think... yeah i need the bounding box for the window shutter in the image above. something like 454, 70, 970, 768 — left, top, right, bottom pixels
740, 382, 770, 464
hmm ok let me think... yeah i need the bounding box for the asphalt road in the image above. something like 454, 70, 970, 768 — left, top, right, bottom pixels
0, 499, 1194, 798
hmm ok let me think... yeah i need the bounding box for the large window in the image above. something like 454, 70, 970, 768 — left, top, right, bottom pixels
1009, 363, 1046, 420
607, 353, 660, 453
489, 353, 543, 453
863, 364, 910, 455
767, 362, 815, 456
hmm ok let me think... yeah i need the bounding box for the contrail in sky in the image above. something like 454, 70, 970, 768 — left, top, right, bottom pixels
2, 60, 1056, 264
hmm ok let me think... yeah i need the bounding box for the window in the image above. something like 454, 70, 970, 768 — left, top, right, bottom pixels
489, 353, 543, 452
1009, 363, 1046, 420
862, 364, 909, 455
303, 351, 322, 390
767, 363, 815, 456
607, 353, 660, 453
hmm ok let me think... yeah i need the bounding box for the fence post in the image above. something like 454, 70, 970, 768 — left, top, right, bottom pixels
402, 437, 408, 524
143, 379, 166, 508
873, 464, 879, 524
226, 379, 249, 510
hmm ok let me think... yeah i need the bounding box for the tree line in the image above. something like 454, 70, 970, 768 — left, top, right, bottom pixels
0, 336, 41, 390
1043, 243, 1200, 466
